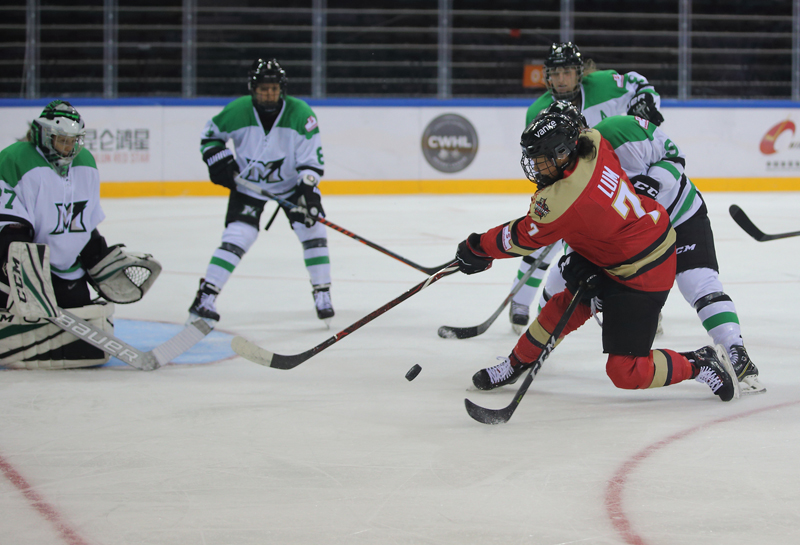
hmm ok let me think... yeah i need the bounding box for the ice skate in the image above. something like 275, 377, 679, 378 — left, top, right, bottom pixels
187, 278, 220, 326
509, 301, 529, 335
313, 284, 334, 328
472, 356, 531, 391
682, 345, 738, 401
728, 345, 765, 394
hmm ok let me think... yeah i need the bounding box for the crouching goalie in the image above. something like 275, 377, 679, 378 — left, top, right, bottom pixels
0, 100, 161, 369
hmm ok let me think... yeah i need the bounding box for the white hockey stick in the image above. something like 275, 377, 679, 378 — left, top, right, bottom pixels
49, 310, 213, 371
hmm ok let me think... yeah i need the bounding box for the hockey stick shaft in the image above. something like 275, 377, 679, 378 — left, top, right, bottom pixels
464, 282, 588, 425
438, 242, 557, 339
729, 205, 800, 242
231, 262, 461, 369
263, 202, 281, 232
234, 177, 450, 275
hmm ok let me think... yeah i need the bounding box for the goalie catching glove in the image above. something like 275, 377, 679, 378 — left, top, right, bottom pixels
287, 174, 324, 227
87, 245, 162, 303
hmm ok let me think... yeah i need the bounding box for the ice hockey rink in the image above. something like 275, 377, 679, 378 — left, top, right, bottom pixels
1, 191, 799, 545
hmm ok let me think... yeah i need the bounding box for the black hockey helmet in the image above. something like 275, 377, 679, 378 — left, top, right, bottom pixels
544, 42, 584, 101
541, 100, 587, 129
248, 58, 287, 113
520, 111, 582, 188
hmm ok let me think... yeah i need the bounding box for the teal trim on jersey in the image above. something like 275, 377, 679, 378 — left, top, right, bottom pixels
277, 96, 320, 139
305, 256, 329, 267
595, 116, 656, 149
702, 311, 739, 332
0, 142, 50, 187
582, 71, 630, 109
51, 260, 83, 274
71, 148, 97, 169
212, 96, 259, 133
652, 160, 681, 181
210, 256, 236, 272
671, 182, 697, 225
516, 269, 542, 287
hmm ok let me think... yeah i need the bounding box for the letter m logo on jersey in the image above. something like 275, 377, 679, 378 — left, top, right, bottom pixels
50, 201, 88, 234
248, 158, 285, 184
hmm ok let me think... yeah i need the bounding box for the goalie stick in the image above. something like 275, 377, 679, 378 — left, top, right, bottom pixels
729, 205, 800, 242
234, 177, 451, 275
437, 242, 557, 339
464, 281, 588, 425
232, 262, 460, 369
48, 310, 213, 371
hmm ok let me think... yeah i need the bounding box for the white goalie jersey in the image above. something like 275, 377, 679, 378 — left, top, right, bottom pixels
200, 95, 324, 200
0, 142, 106, 280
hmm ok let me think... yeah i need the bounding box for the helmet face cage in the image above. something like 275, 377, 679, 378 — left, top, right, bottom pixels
544, 42, 584, 101
32, 100, 85, 175
248, 58, 288, 112
520, 112, 581, 187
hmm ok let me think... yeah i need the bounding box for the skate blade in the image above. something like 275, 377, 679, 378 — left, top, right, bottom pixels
186, 313, 217, 328
739, 376, 767, 395
322, 318, 332, 329
714, 344, 740, 400
511, 323, 526, 335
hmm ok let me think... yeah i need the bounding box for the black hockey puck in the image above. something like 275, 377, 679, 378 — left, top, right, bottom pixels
405, 364, 422, 381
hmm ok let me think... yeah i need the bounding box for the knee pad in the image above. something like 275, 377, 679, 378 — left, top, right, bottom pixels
221, 221, 259, 253
676, 268, 723, 307
292, 221, 327, 243
605, 353, 654, 390
0, 303, 114, 369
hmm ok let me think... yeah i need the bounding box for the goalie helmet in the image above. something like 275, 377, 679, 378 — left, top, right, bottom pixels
544, 42, 584, 101
248, 58, 288, 114
30, 100, 86, 177
520, 111, 582, 188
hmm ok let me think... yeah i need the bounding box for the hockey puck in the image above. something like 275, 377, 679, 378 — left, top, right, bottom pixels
405, 364, 422, 381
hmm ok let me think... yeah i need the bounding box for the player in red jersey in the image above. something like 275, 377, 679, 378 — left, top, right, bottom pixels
454, 110, 738, 401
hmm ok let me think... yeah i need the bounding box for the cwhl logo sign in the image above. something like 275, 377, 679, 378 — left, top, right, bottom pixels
760, 119, 796, 155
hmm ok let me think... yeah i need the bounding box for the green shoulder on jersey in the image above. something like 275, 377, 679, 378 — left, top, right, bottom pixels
0, 142, 96, 187
212, 95, 320, 140
594, 115, 656, 149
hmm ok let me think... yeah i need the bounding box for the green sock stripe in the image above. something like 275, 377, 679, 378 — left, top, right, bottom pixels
210, 256, 236, 272
516, 270, 542, 287
702, 311, 740, 332
305, 256, 330, 267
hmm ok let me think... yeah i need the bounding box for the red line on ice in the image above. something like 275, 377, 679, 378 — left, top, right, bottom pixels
0, 452, 91, 545
604, 400, 800, 545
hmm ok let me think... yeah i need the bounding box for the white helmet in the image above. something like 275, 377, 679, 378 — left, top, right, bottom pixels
31, 100, 86, 176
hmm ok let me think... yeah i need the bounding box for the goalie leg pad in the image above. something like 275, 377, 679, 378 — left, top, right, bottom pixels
87, 245, 162, 304
0, 302, 115, 369
7, 242, 59, 321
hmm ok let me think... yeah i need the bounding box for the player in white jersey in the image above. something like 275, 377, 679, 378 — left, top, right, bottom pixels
510, 42, 666, 331
525, 102, 763, 394
0, 100, 161, 369
188, 58, 334, 326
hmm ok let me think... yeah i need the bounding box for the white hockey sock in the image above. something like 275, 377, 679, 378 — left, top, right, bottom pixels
205, 247, 241, 290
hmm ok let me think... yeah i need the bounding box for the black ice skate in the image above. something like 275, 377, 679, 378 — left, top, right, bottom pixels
187, 278, 221, 325
682, 345, 738, 402
509, 301, 529, 335
472, 357, 532, 391
312, 284, 334, 326
729, 345, 765, 394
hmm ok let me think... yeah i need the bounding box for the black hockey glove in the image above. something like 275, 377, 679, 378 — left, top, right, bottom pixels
627, 93, 664, 126
203, 146, 239, 190
456, 233, 493, 275
558, 252, 602, 301
629, 174, 660, 200
287, 174, 324, 227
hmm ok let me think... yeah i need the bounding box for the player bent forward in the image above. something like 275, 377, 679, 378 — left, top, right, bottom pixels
0, 100, 160, 369
188, 58, 334, 326
454, 109, 738, 401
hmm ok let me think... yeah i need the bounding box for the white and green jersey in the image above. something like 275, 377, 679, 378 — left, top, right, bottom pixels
0, 142, 105, 280
594, 115, 702, 229
526, 69, 661, 127
201, 95, 324, 200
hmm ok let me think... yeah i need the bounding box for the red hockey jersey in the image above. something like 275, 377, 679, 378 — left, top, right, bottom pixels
480, 129, 676, 292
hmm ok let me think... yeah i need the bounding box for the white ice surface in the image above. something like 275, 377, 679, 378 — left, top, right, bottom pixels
1, 192, 799, 545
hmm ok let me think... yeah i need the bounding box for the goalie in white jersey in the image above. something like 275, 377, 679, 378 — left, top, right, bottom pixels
0, 100, 161, 369
188, 58, 333, 326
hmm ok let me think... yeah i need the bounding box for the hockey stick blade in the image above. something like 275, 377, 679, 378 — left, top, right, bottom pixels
729, 205, 800, 242
234, 177, 450, 275
233, 262, 461, 369
438, 243, 557, 339
464, 282, 587, 425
